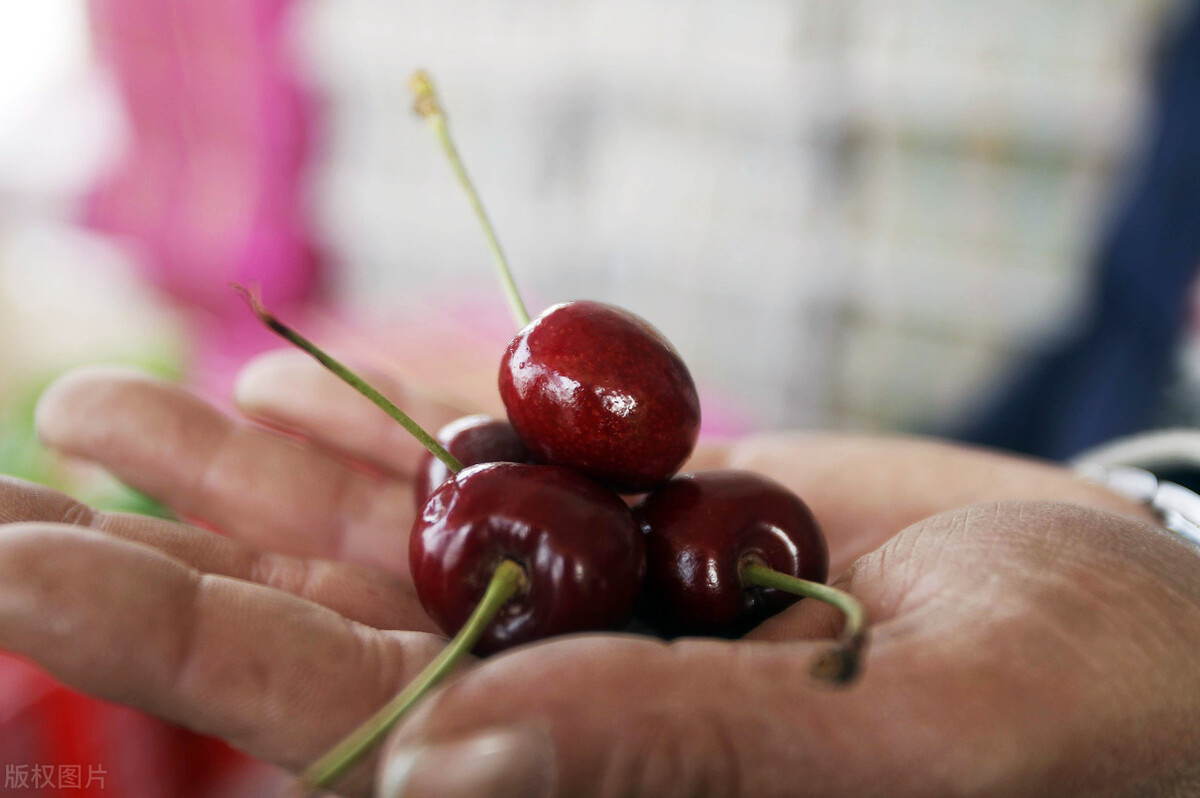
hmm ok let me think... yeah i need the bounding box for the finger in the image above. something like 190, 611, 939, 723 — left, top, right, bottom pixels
0, 476, 435, 632
234, 349, 468, 479
0, 524, 450, 796
35, 366, 415, 574
754, 499, 1184, 646
724, 432, 1161, 574
375, 635, 929, 798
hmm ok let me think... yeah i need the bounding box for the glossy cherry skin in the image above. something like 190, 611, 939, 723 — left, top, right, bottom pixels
413, 415, 535, 510
634, 470, 828, 635
410, 462, 645, 654
499, 300, 701, 494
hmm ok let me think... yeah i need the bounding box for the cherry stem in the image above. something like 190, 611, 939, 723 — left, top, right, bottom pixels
232, 284, 464, 474
409, 70, 532, 329
739, 562, 868, 685
301, 559, 527, 791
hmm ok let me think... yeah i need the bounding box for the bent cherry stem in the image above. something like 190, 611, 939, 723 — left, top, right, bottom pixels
740, 561, 868, 685
409, 69, 532, 328
233, 284, 463, 474
301, 559, 528, 791
233, 285, 524, 789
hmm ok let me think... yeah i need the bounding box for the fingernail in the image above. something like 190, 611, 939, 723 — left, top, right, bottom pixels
379, 728, 554, 798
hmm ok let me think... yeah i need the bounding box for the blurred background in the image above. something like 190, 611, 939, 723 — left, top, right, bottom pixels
1, 0, 1196, 794
2, 0, 1186, 444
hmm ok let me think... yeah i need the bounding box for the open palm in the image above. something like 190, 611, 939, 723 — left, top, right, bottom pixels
2, 352, 1196, 797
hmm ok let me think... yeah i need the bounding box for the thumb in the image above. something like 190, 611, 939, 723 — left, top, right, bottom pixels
371, 635, 904, 798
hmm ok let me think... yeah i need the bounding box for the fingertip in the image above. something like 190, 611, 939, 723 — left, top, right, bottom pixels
233, 349, 318, 413
377, 727, 556, 798
233, 348, 456, 480
35, 365, 158, 451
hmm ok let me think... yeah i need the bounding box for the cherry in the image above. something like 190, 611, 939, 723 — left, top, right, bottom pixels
500, 300, 701, 494
636, 470, 828, 630
411, 461, 644, 653
414, 415, 535, 510
635, 470, 866, 683
305, 462, 644, 790
411, 75, 701, 494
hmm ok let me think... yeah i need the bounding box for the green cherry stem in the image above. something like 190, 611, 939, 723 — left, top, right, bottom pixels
410, 69, 532, 329
233, 284, 464, 474
301, 559, 528, 791
740, 561, 868, 685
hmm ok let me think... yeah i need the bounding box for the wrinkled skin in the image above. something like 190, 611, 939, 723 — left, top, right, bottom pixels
1, 348, 1198, 797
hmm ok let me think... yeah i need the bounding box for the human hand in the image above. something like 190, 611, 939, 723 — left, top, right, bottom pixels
366, 499, 1200, 798
4, 354, 1197, 796
1, 351, 474, 793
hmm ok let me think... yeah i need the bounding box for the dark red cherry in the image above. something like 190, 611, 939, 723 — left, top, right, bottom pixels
499, 300, 701, 494
410, 462, 645, 654
634, 470, 828, 635
413, 415, 535, 510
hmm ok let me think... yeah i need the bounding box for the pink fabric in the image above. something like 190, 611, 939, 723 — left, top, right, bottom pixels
85, 0, 320, 340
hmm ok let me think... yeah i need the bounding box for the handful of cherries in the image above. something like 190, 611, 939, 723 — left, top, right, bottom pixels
238, 72, 867, 792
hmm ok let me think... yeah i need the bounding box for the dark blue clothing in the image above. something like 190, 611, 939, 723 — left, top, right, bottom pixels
956, 3, 1200, 460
